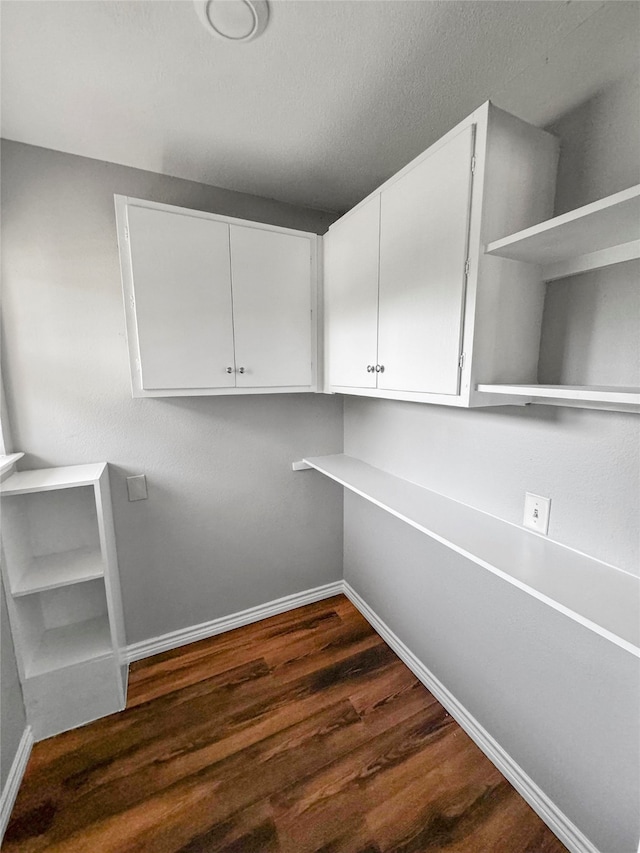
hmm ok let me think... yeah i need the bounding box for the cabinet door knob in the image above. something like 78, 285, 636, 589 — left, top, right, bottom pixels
367, 365, 375, 373
376, 364, 385, 373
226, 367, 233, 374
238, 367, 245, 374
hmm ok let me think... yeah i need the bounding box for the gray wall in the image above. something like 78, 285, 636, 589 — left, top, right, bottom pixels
342, 72, 640, 852
344, 494, 639, 853
1, 577, 26, 789
0, 142, 344, 644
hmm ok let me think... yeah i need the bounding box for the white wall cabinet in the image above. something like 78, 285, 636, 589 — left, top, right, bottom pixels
115, 197, 319, 397
324, 102, 560, 407
0, 464, 127, 741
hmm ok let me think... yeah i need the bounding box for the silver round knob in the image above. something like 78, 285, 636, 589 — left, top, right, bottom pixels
226, 367, 233, 374
376, 364, 385, 373
238, 367, 245, 374
367, 365, 375, 373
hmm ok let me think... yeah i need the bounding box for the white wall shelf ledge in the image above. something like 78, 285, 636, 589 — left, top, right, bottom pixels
475, 384, 640, 413
485, 184, 640, 281
302, 454, 640, 657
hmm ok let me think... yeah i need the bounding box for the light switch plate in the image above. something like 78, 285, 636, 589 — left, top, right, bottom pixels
127, 474, 148, 501
523, 492, 550, 535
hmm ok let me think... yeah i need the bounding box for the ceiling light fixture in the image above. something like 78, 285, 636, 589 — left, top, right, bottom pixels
195, 0, 269, 43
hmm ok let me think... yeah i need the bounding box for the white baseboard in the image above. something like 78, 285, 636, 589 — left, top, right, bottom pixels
343, 582, 600, 853
126, 580, 344, 663
0, 726, 33, 845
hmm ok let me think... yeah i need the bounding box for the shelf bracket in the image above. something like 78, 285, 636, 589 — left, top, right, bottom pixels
292, 460, 313, 471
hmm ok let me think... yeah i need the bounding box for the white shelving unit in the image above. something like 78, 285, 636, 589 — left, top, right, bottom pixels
0, 462, 127, 740
485, 185, 640, 280
480, 185, 640, 412
300, 454, 639, 657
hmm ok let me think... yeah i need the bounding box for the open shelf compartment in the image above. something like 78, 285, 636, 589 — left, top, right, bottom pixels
301, 454, 640, 657
26, 615, 113, 678
13, 578, 114, 678
1, 483, 105, 595
485, 185, 640, 281
11, 547, 104, 596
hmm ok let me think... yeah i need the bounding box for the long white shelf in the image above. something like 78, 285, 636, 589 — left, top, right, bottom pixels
12, 547, 104, 597
25, 615, 113, 678
302, 454, 639, 657
485, 185, 640, 281
476, 384, 640, 412
0, 463, 106, 495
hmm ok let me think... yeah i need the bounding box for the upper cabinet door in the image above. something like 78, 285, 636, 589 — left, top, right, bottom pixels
229, 226, 313, 388
126, 205, 235, 390
377, 125, 475, 395
324, 196, 380, 388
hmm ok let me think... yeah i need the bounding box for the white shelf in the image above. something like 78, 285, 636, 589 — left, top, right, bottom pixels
0, 463, 107, 495
476, 384, 640, 411
0, 452, 25, 476
12, 547, 104, 596
25, 614, 113, 678
485, 185, 640, 281
302, 454, 640, 657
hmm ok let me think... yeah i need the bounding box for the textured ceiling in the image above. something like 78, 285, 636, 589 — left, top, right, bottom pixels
1, 1, 639, 213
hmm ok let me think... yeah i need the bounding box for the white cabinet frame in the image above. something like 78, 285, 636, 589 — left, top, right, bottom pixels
115, 196, 321, 398
324, 102, 560, 408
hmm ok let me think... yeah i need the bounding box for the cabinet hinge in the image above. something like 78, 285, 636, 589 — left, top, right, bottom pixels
135, 357, 141, 374
470, 155, 476, 174
129, 294, 136, 311
458, 353, 465, 370
124, 225, 129, 242
464, 259, 470, 277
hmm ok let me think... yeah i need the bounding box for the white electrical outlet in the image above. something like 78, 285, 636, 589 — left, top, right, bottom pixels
523, 492, 551, 535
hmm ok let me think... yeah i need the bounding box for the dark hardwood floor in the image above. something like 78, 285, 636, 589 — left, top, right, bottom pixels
3, 595, 567, 852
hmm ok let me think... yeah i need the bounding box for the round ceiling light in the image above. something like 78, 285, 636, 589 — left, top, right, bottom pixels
195, 0, 269, 43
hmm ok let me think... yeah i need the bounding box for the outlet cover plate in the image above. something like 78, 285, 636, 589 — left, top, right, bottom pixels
523, 492, 550, 535
127, 474, 148, 501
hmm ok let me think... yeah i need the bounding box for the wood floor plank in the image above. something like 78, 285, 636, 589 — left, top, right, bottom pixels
6, 648, 404, 848
127, 601, 351, 706
271, 704, 458, 853
26, 607, 382, 784
129, 596, 351, 686
4, 595, 568, 853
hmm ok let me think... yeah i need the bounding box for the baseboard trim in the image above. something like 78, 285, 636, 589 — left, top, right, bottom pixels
343, 582, 600, 853
125, 580, 344, 663
0, 725, 33, 844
